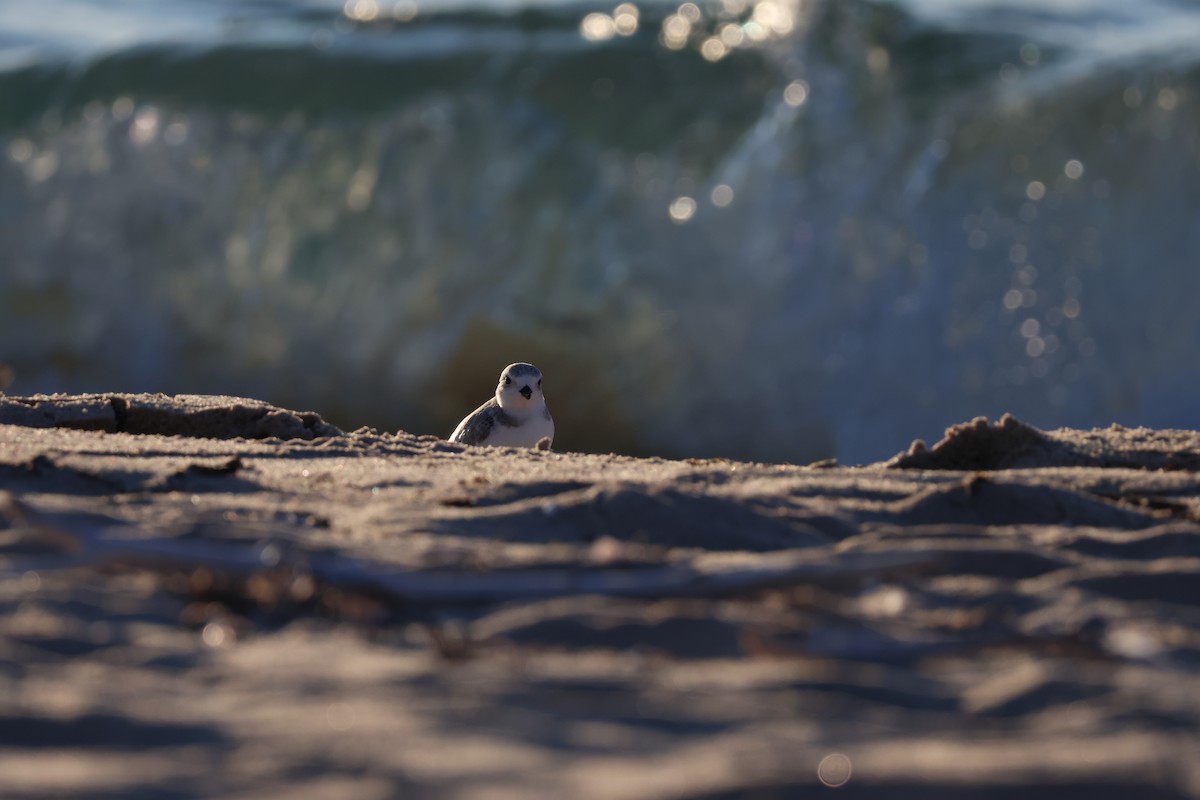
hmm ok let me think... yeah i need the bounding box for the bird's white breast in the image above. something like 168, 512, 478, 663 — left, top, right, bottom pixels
485, 412, 554, 448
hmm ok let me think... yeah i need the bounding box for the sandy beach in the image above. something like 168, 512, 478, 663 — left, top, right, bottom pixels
2, 393, 1199, 798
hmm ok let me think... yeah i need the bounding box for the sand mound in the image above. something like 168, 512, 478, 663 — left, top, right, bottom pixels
0, 392, 341, 440
889, 413, 1200, 471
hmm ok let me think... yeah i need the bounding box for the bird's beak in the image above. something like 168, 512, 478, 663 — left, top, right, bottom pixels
519, 385, 533, 400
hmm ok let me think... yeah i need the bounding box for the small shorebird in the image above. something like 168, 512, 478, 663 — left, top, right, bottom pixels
449, 362, 554, 449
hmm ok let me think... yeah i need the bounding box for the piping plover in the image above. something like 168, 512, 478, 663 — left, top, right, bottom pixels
450, 362, 554, 449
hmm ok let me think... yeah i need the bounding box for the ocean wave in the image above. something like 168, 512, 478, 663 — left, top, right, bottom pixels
2, 0, 1198, 461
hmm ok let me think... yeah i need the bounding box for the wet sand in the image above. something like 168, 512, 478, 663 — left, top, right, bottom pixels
2, 393, 1199, 799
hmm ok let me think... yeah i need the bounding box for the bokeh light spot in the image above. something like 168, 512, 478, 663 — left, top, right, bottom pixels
1064, 159, 1084, 179
783, 80, 809, 107
700, 37, 728, 61
21, 571, 41, 592
82, 101, 106, 123
202, 621, 231, 648
392, 0, 418, 21
749, 0, 794, 35
164, 119, 190, 146
581, 13, 617, 41
7, 138, 33, 164
613, 3, 639, 36
27, 151, 59, 183
669, 196, 697, 222
743, 20, 767, 41
866, 47, 890, 75
344, 0, 380, 22
112, 96, 135, 121
130, 107, 160, 147
710, 184, 734, 207
818, 753, 852, 787
662, 14, 690, 48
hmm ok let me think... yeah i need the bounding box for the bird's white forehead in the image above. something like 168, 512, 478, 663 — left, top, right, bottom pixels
500, 362, 542, 381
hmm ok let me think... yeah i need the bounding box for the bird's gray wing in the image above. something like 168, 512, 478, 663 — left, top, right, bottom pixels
451, 399, 498, 445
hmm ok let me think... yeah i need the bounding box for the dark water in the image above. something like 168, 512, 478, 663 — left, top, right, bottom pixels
1, 0, 1198, 463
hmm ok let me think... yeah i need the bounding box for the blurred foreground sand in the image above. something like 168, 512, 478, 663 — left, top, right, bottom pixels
2, 394, 1199, 799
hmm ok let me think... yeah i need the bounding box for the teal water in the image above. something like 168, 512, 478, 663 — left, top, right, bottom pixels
1, 0, 1198, 462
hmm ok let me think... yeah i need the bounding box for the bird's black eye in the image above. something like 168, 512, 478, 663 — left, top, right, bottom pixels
537, 379, 542, 387
504, 376, 511, 385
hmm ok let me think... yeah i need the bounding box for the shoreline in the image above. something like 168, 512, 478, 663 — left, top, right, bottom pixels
2, 393, 1199, 798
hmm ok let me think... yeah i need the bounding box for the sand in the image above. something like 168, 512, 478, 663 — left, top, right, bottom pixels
2, 393, 1199, 799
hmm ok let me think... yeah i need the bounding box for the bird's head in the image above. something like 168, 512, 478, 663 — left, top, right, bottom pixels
494, 362, 545, 414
